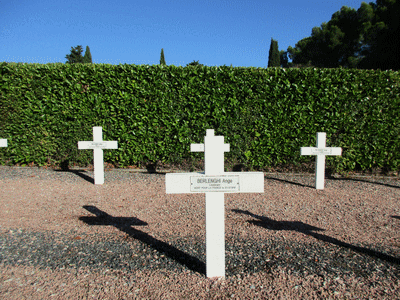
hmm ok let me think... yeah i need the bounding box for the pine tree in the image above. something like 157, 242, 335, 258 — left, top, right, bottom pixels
83, 46, 92, 64
268, 38, 280, 67
160, 48, 166, 65
186, 60, 204, 67
65, 45, 85, 64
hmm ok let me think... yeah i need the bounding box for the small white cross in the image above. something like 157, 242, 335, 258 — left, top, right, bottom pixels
301, 132, 342, 189
78, 127, 118, 185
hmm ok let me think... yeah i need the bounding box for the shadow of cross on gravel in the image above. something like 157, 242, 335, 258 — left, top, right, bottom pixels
79, 205, 206, 275
54, 169, 95, 184
232, 209, 399, 265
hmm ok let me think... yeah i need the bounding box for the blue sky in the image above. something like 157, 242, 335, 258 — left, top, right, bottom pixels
1, 0, 369, 67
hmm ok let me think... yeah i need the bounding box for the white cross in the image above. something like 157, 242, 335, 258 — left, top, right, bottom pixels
166, 129, 264, 278
0, 139, 7, 147
301, 132, 342, 189
78, 126, 118, 185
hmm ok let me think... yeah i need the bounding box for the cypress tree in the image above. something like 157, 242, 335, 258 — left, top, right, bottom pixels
83, 46, 93, 64
268, 38, 280, 67
160, 48, 166, 65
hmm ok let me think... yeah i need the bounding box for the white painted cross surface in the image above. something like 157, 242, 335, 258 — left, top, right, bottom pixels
166, 129, 264, 278
301, 132, 342, 190
0, 139, 7, 147
78, 127, 118, 185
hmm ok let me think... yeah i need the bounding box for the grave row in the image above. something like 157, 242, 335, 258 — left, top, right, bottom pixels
1, 127, 342, 190
0, 128, 342, 278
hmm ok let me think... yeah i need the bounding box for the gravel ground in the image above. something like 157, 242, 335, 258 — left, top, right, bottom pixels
0, 166, 399, 299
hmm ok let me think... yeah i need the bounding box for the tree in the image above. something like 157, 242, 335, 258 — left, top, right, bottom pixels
279, 50, 289, 68
268, 38, 280, 67
65, 45, 85, 64
160, 48, 166, 65
185, 60, 204, 67
288, 7, 359, 69
287, 37, 313, 66
83, 46, 92, 64
325, 6, 361, 67
287, 6, 363, 68
358, 0, 400, 70
286, 1, 400, 70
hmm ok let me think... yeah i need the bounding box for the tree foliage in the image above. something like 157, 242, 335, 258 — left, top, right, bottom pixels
65, 45, 92, 64
287, 0, 400, 70
268, 38, 280, 67
279, 50, 289, 68
160, 48, 166, 65
358, 0, 400, 70
65, 45, 85, 64
185, 60, 204, 67
83, 46, 92, 64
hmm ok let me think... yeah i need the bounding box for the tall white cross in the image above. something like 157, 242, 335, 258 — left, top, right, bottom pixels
78, 126, 118, 185
301, 132, 342, 189
0, 139, 7, 148
166, 129, 264, 278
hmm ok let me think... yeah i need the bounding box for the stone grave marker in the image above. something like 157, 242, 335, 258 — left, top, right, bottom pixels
166, 129, 264, 278
0, 139, 7, 147
78, 126, 118, 185
301, 132, 342, 189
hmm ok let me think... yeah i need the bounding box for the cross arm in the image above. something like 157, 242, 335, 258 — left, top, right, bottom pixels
166, 172, 264, 194
190, 143, 230, 152
301, 147, 342, 156
191, 144, 204, 152
78, 141, 118, 150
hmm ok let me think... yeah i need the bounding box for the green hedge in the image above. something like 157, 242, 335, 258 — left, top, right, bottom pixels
0, 62, 399, 173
